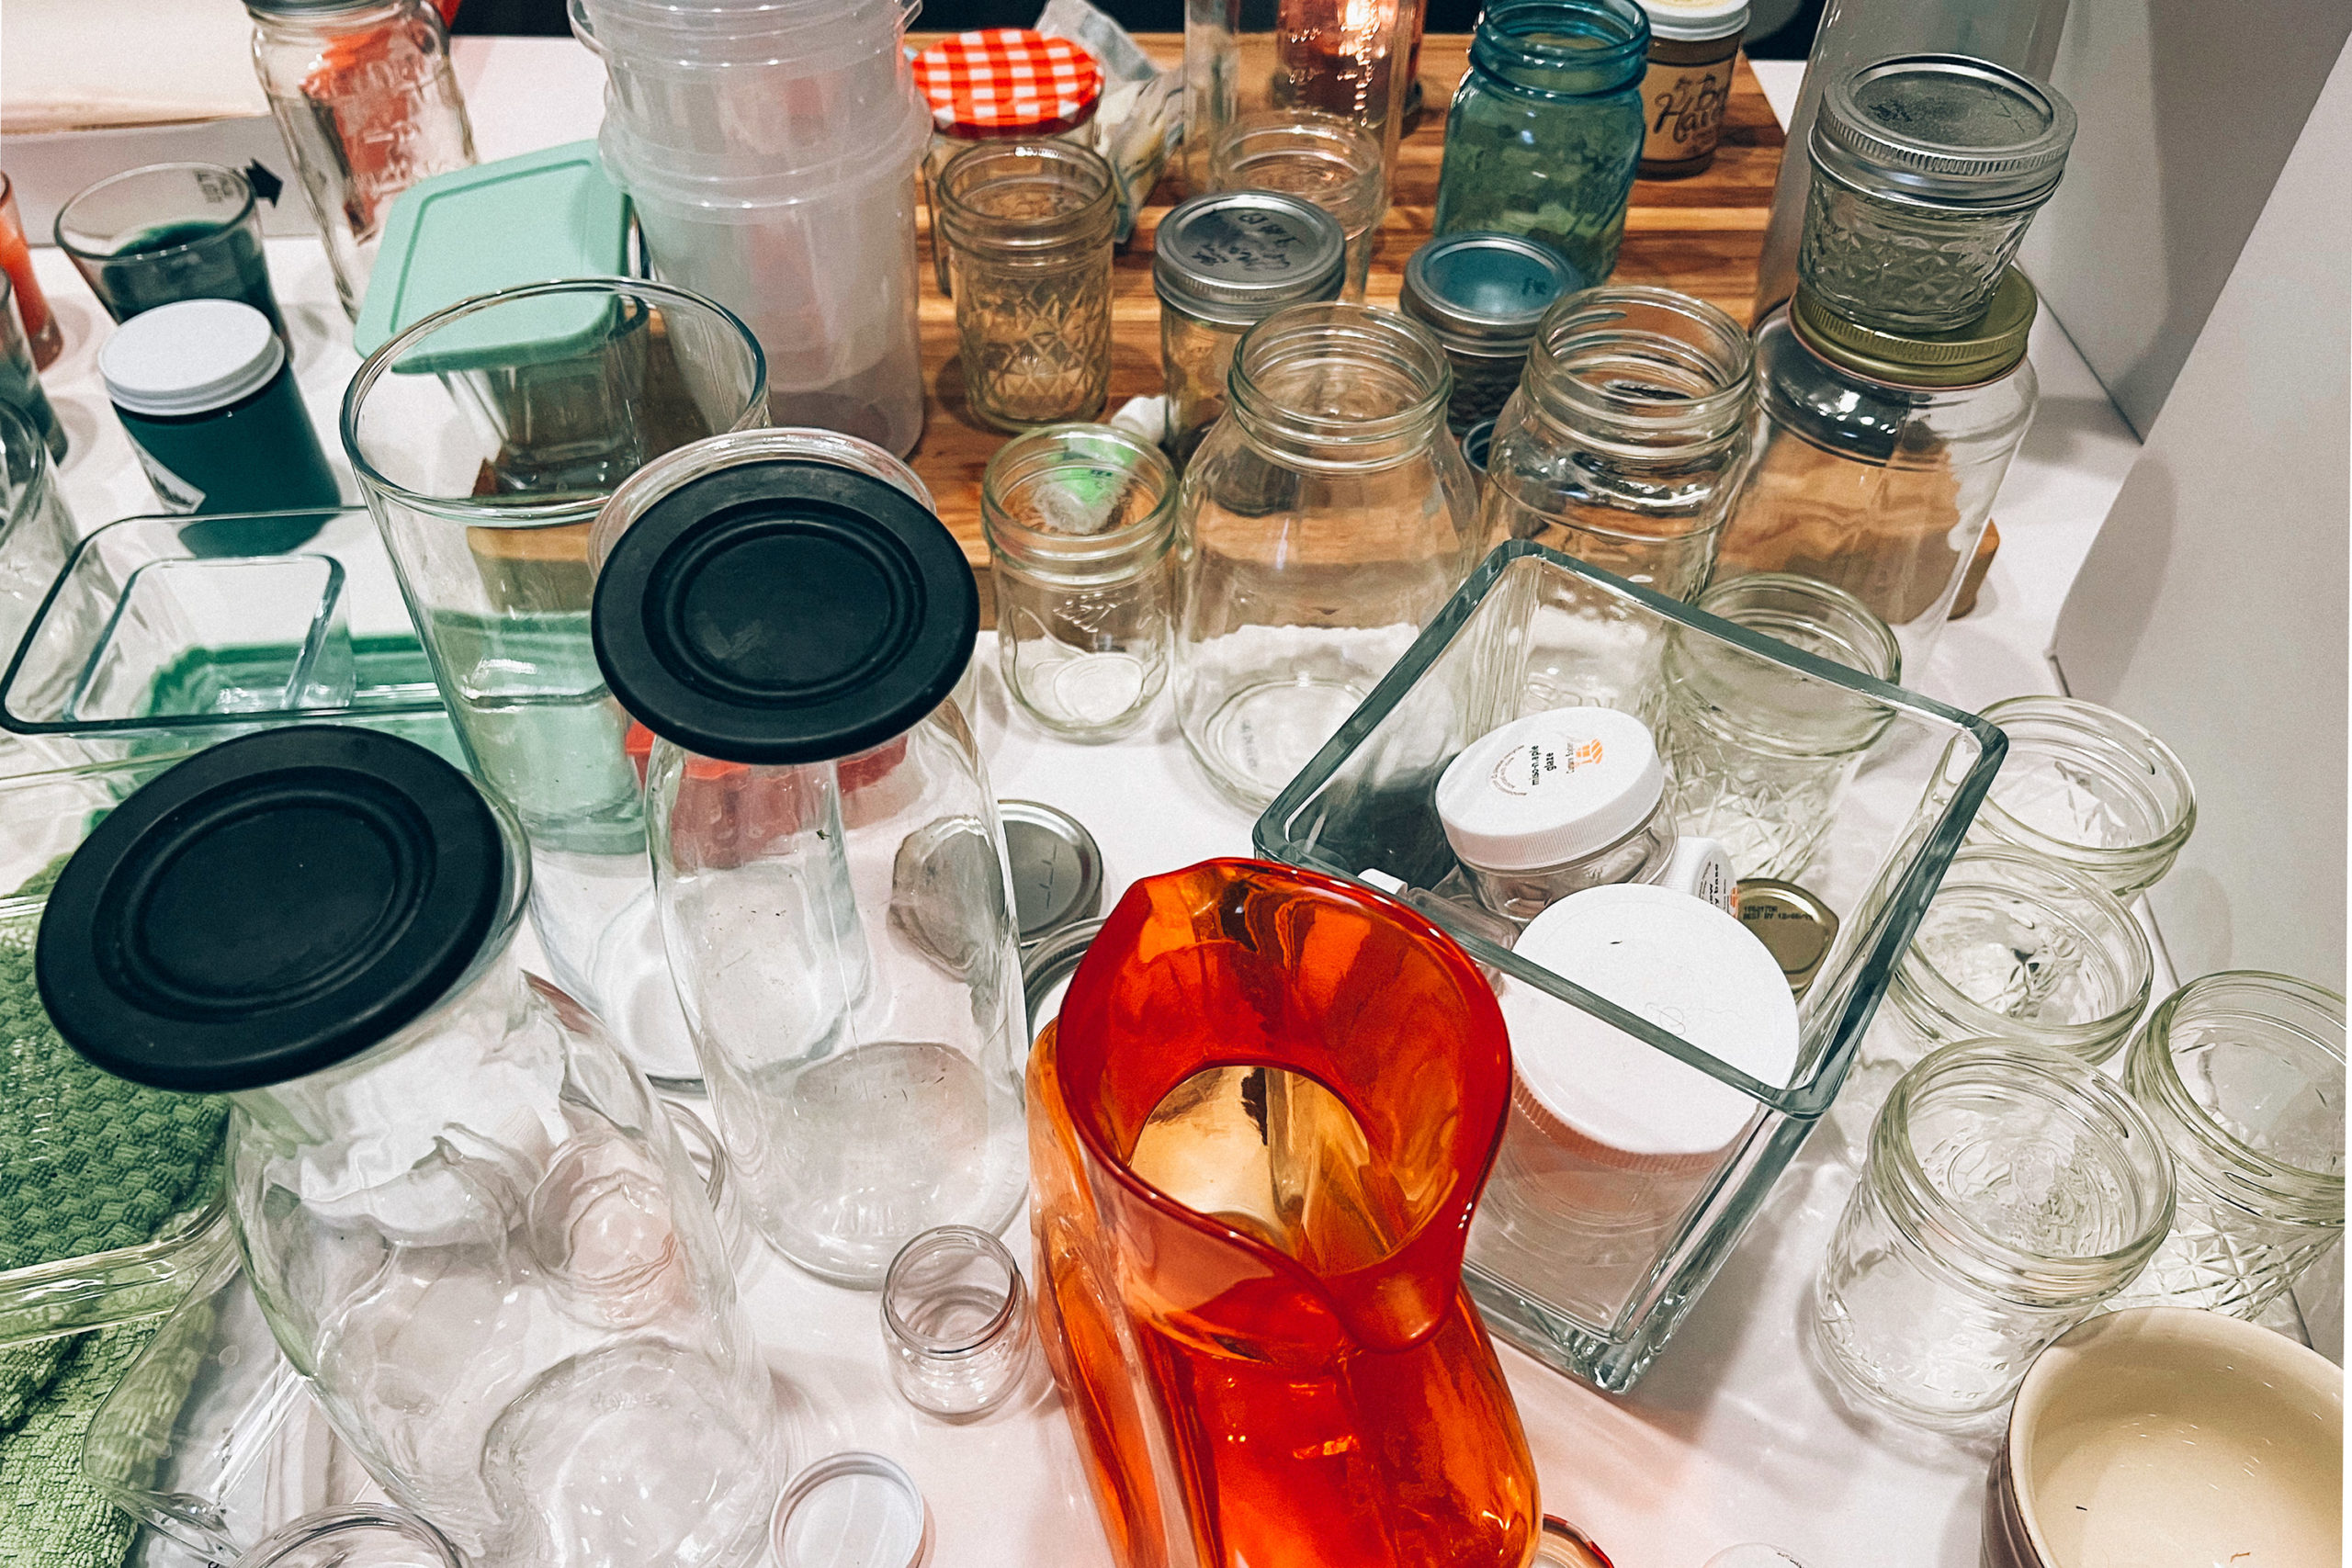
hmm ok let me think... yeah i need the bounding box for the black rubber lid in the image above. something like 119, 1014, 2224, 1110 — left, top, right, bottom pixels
36, 727, 506, 1093
592, 460, 978, 765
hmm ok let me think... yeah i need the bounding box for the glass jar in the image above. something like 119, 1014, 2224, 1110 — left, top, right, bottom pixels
1205, 110, 1387, 302
935, 141, 1116, 432
1480, 285, 1754, 599
1432, 0, 1650, 287
1715, 270, 2038, 670
1173, 302, 1484, 808
38, 728, 778, 1567
1399, 231, 1582, 434
1799, 55, 2075, 335
1634, 0, 1747, 177
914, 28, 1103, 296
1181, 0, 1413, 209
236, 1507, 464, 1568
1155, 189, 1348, 465
0, 400, 81, 662
0, 274, 65, 464
879, 1225, 1037, 1419
245, 0, 477, 320
592, 454, 1026, 1288
1812, 1040, 2175, 1428
1962, 695, 2197, 898
981, 423, 1180, 740
1657, 571, 1901, 880
2113, 973, 2346, 1320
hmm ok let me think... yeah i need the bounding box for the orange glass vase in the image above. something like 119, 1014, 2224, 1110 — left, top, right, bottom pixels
1028, 858, 1540, 1568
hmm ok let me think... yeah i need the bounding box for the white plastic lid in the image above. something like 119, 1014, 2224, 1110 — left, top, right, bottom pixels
99, 299, 285, 417
1639, 0, 1749, 42
772, 1451, 931, 1568
1436, 707, 1667, 873
1505, 883, 1799, 1157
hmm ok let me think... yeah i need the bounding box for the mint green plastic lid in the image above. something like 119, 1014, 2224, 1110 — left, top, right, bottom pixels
354, 141, 631, 371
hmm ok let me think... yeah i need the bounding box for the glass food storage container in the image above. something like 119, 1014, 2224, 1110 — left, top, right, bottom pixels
39, 727, 778, 1567
1399, 231, 1582, 434
590, 454, 1025, 1289
1253, 539, 2007, 1389
1960, 694, 2197, 898
1174, 301, 1483, 809
1180, 0, 1413, 211
1204, 109, 1386, 302
1480, 285, 1754, 601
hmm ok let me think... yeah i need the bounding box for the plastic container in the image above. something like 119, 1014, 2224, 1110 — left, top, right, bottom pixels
1399, 231, 1583, 434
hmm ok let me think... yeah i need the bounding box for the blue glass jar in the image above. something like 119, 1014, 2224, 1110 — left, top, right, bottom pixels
1432, 0, 1650, 286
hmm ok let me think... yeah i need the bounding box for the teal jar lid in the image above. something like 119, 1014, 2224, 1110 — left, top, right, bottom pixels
354, 141, 632, 370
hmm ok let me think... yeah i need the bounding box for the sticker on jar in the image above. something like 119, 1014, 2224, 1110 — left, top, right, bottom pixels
1488, 732, 1607, 797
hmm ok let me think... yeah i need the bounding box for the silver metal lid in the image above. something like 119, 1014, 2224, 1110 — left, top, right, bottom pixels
1021, 914, 1104, 1038
1734, 878, 1838, 998
770, 1451, 931, 1568
998, 799, 1103, 946
1812, 54, 2076, 207
1152, 191, 1348, 328
1400, 231, 1581, 352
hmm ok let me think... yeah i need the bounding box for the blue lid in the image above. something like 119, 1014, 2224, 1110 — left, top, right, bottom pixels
1401, 232, 1582, 348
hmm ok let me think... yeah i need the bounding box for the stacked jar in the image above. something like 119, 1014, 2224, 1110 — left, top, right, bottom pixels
576, 0, 928, 455
915, 30, 1104, 297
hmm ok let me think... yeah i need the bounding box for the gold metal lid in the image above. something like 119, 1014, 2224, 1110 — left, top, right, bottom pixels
1735, 878, 1839, 997
1791, 268, 2036, 389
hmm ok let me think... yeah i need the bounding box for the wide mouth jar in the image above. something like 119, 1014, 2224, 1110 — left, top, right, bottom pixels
1227, 301, 1453, 471
880, 1224, 1036, 1418
1206, 109, 1385, 233
1522, 284, 1754, 454
591, 426, 933, 568
933, 141, 1115, 263
981, 424, 1177, 585
1468, 0, 1651, 98
1965, 695, 2196, 898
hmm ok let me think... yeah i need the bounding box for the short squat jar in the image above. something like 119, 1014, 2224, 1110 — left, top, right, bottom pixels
1800, 56, 2074, 336
1480, 284, 1754, 600
1962, 695, 2197, 898
982, 423, 1180, 740
935, 141, 1116, 431
1400, 231, 1582, 434
1433, 0, 1650, 287
1206, 111, 1385, 303
880, 1224, 1037, 1419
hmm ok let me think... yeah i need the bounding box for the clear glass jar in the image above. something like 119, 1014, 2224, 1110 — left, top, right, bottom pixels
37, 728, 777, 1567
1812, 1040, 2175, 1428
1657, 571, 1900, 880
935, 141, 1116, 432
1961, 695, 2197, 898
1173, 301, 1485, 808
1181, 0, 1412, 211
915, 28, 1103, 296
246, 0, 476, 320
2113, 972, 2346, 1320
593, 452, 1026, 1289
880, 1225, 1037, 1419
1716, 271, 2038, 670
1399, 231, 1581, 435
1480, 284, 1755, 600
1431, 0, 1650, 287
1205, 110, 1386, 302
982, 423, 1179, 740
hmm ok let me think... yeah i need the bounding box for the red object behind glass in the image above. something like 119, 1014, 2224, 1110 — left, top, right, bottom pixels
0, 175, 62, 368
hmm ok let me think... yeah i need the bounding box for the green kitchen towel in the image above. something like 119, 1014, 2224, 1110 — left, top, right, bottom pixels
0, 1325, 152, 1566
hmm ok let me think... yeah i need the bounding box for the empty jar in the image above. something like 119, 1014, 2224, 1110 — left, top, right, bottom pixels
915, 28, 1103, 296
1206, 110, 1387, 302
1400, 231, 1583, 434
880, 1225, 1037, 1418
1173, 302, 1484, 808
936, 141, 1117, 431
982, 423, 1180, 740
1800, 55, 2075, 335
1962, 695, 2197, 898
1481, 284, 1754, 599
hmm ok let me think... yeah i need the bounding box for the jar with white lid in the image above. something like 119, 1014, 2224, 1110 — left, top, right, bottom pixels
1436, 705, 1730, 922
1634, 0, 1747, 177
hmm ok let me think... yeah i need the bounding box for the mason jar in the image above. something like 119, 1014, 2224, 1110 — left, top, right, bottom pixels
1173, 301, 1483, 808
982, 423, 1180, 740
914, 28, 1103, 296
1962, 695, 2197, 898
1481, 284, 1754, 600
1206, 110, 1385, 303
1399, 231, 1582, 434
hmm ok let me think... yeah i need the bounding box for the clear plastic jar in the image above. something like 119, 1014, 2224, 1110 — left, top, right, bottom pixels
1962, 695, 2197, 898
1173, 302, 1484, 808
981, 423, 1179, 740
593, 454, 1026, 1288
2113, 973, 2346, 1320
935, 141, 1116, 432
1480, 284, 1754, 599
245, 0, 476, 319
1813, 1040, 2175, 1428
38, 728, 777, 1567
1205, 111, 1386, 302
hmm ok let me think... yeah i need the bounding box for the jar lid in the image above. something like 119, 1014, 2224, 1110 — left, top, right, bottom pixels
1436, 706, 1665, 873
913, 28, 1103, 139
35, 728, 506, 1093
1813, 54, 2076, 206
998, 799, 1103, 945
100, 299, 285, 417
1792, 267, 2036, 387
1400, 231, 1582, 351
592, 459, 978, 766
1734, 878, 1839, 996
1152, 191, 1348, 327
770, 1451, 932, 1568
1637, 0, 1749, 43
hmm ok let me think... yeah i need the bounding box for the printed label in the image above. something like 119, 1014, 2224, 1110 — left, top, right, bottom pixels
130, 444, 205, 513
1488, 733, 1606, 796
1640, 55, 1735, 166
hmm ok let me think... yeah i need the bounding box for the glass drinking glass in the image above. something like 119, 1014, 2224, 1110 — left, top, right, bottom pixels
235, 1507, 466, 1568
880, 1225, 1037, 1418
0, 275, 66, 465
53, 163, 284, 331
2113, 972, 2346, 1320
1206, 110, 1386, 301
1961, 695, 2197, 898
1812, 1040, 2175, 1428
0, 175, 62, 367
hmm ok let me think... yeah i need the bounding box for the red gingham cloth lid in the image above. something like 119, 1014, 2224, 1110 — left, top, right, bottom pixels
912, 28, 1104, 139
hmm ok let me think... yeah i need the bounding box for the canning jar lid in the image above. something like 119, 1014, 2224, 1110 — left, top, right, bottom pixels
1400, 232, 1582, 352
915, 28, 1103, 139
1813, 54, 2076, 206
1792, 266, 2037, 387
1437, 706, 1666, 872
1637, 0, 1748, 43
1153, 190, 1348, 327
100, 299, 284, 417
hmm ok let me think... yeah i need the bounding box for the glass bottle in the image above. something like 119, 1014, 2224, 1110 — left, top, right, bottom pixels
1961, 695, 2197, 898
1181, 0, 1413, 209
1173, 301, 1484, 808
1031, 859, 1541, 1568
592, 454, 1026, 1289
38, 727, 778, 1568
1480, 284, 1754, 600
246, 0, 477, 320
1714, 269, 2038, 670
1431, 0, 1650, 287
1205, 109, 1385, 302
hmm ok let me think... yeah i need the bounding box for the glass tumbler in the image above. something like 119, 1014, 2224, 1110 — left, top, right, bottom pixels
881, 1225, 1037, 1418
0, 399, 81, 661
235, 1507, 465, 1568
2114, 972, 2346, 1320
1961, 695, 2198, 898
53, 163, 284, 331
1656, 572, 1900, 880
1173, 301, 1484, 808
1480, 285, 1755, 600
1812, 1040, 2175, 1429
935, 141, 1117, 432
1206, 110, 1387, 302
982, 423, 1179, 740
